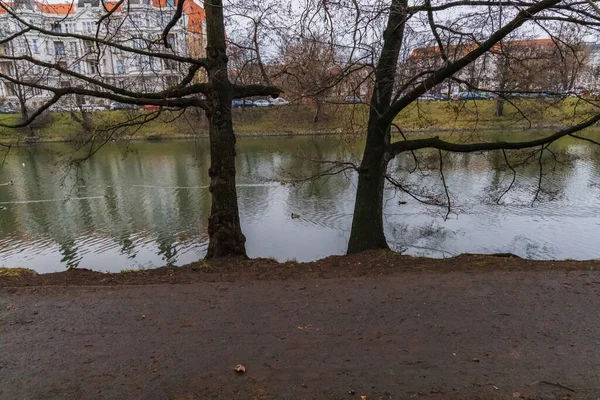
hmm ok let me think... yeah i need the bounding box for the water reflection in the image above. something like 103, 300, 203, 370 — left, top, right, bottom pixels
0, 135, 599, 273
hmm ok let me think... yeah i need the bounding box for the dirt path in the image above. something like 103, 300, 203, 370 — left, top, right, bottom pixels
1, 270, 600, 399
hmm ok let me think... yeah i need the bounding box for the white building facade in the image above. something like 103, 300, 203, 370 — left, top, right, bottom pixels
0, 0, 206, 108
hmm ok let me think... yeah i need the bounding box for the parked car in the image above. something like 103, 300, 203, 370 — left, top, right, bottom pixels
253, 99, 271, 107
143, 104, 161, 111
540, 91, 567, 99
49, 104, 71, 112
0, 106, 17, 114
232, 99, 256, 108
269, 97, 289, 106
419, 93, 438, 101
458, 91, 487, 100
344, 96, 362, 104
110, 102, 139, 111
81, 104, 106, 112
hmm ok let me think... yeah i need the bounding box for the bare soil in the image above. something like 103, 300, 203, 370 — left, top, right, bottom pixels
1, 251, 598, 287
1, 252, 600, 399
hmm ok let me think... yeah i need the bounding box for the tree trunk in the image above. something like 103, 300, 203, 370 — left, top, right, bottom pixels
313, 99, 322, 123
347, 0, 407, 254
18, 98, 34, 138
204, 0, 247, 259
347, 139, 390, 254
205, 106, 247, 259
495, 99, 504, 117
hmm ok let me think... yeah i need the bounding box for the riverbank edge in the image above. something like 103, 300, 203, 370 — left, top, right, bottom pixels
1, 250, 598, 287
0, 123, 574, 145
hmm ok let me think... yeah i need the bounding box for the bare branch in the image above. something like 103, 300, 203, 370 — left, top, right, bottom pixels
388, 112, 600, 155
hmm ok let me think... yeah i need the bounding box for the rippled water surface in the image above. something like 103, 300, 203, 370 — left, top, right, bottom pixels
0, 135, 599, 273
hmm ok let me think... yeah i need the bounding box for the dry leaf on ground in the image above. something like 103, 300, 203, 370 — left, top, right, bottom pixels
234, 364, 246, 373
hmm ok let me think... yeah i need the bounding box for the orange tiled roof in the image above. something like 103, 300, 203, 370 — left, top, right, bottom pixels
0, 2, 14, 13
35, 1, 76, 14
104, 1, 122, 12
1, 0, 204, 32
151, 0, 204, 34
410, 38, 556, 59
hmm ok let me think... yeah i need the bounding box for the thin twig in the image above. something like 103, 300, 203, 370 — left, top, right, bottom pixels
438, 149, 451, 219
530, 380, 575, 392
532, 145, 545, 205
497, 148, 516, 204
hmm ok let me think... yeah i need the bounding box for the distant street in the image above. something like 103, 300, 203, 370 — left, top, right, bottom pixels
1, 270, 600, 399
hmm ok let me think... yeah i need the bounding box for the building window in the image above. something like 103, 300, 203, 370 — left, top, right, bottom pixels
83, 21, 93, 34
88, 61, 99, 74
54, 41, 65, 56
116, 59, 126, 74
83, 40, 96, 54
167, 33, 175, 49
50, 22, 62, 33
166, 76, 178, 87
70, 42, 78, 57
133, 38, 144, 49
164, 59, 176, 70
32, 39, 38, 54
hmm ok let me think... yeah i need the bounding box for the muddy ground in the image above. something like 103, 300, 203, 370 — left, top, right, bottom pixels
1, 251, 598, 287
1, 253, 600, 399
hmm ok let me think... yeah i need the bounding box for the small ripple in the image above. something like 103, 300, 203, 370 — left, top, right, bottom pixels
0, 196, 105, 205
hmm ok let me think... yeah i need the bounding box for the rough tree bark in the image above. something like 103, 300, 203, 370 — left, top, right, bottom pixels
347, 0, 407, 254
204, 0, 247, 259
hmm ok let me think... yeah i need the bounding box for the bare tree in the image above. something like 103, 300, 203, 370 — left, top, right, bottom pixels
0, 0, 281, 259
1, 38, 45, 138
276, 34, 339, 122
295, 0, 600, 254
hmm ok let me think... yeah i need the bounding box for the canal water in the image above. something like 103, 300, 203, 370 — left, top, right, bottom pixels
0, 135, 598, 272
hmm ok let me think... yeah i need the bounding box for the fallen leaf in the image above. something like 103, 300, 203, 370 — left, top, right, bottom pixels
472, 358, 480, 362
360, 396, 366, 400
512, 392, 521, 398
234, 364, 246, 373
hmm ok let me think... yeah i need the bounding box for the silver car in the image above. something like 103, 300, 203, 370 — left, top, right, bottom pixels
254, 100, 271, 107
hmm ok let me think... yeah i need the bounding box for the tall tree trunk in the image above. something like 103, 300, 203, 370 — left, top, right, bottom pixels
313, 99, 322, 123
495, 99, 504, 117
347, 124, 391, 253
204, 0, 247, 259
19, 100, 34, 138
347, 0, 407, 254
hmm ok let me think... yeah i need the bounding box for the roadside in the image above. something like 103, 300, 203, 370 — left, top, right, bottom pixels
1, 257, 600, 399
1, 99, 598, 144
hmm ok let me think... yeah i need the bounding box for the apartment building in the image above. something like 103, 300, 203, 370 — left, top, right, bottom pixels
0, 0, 206, 108
405, 38, 600, 95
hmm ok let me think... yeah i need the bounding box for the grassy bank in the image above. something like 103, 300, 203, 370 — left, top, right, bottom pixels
0, 98, 597, 143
